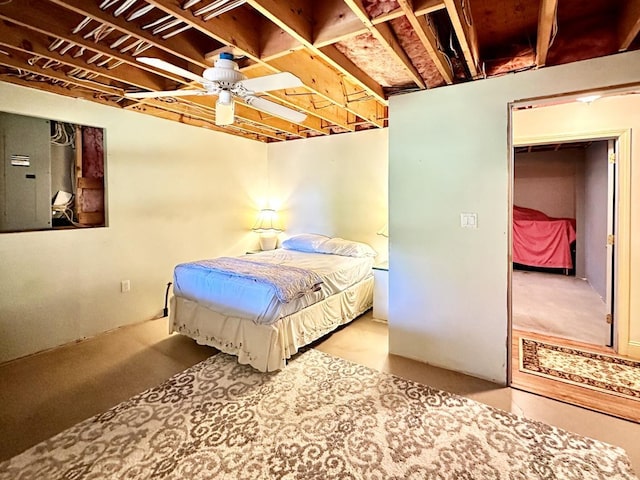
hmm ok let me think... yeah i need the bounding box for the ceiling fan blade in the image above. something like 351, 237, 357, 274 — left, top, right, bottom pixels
137, 57, 205, 83
125, 89, 207, 99
245, 96, 307, 123
237, 72, 304, 92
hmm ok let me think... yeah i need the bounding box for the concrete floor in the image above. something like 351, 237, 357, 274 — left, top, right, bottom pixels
512, 270, 610, 346
1, 311, 638, 474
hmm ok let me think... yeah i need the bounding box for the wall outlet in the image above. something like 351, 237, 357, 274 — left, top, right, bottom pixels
121, 280, 131, 293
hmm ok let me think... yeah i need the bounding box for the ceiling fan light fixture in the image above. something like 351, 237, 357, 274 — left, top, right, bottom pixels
216, 94, 235, 126
218, 89, 232, 105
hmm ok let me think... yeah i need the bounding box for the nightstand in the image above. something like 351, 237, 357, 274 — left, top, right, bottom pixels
372, 262, 388, 322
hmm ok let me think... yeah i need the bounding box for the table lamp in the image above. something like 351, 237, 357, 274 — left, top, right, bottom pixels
252, 209, 283, 250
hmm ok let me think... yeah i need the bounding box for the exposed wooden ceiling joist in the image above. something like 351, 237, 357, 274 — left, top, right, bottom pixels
247, 0, 387, 104
0, 21, 164, 92
397, 0, 455, 84
344, 0, 426, 89
443, 0, 480, 78
0, 0, 634, 143
619, 0, 640, 51
49, 0, 210, 69
535, 0, 559, 67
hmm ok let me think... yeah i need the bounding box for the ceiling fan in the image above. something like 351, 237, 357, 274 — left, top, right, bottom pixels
125, 53, 307, 126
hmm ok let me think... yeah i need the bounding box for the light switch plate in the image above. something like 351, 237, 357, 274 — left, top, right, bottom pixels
460, 212, 478, 229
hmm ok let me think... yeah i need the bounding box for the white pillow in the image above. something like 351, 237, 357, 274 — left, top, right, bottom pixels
281, 233, 330, 253
317, 237, 377, 258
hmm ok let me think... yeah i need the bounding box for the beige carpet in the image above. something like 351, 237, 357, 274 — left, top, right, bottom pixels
520, 337, 640, 401
1, 349, 637, 480
512, 270, 609, 346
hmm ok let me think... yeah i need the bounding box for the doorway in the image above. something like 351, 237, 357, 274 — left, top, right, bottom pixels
507, 92, 636, 420
512, 139, 614, 348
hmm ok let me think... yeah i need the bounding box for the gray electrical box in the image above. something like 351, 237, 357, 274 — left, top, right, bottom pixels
0, 112, 52, 232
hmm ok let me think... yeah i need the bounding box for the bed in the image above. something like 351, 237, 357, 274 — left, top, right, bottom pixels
513, 206, 577, 270
170, 234, 375, 372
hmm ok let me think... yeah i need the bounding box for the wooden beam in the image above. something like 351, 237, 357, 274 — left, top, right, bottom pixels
248, 0, 313, 43
248, 0, 387, 104
0, 74, 121, 108
126, 102, 266, 141
180, 95, 307, 138
318, 45, 387, 105
313, 4, 406, 48
143, 0, 262, 62
344, 0, 426, 89
267, 49, 384, 127
48, 0, 210, 69
397, 0, 454, 84
0, 21, 165, 92
619, 0, 640, 50
414, 0, 446, 16
0, 51, 124, 97
313, 0, 368, 47
147, 99, 288, 141
0, 0, 182, 87
126, 0, 384, 128
442, 0, 479, 77
535, 0, 558, 66
242, 64, 355, 131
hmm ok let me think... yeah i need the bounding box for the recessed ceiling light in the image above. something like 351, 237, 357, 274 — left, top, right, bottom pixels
576, 94, 602, 103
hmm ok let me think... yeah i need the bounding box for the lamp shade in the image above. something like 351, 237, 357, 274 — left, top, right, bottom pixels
252, 209, 283, 232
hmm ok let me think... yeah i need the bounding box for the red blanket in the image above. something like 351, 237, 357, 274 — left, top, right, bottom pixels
513, 206, 576, 269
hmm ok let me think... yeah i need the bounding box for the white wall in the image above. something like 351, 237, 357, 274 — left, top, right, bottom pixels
0, 82, 266, 363
266, 128, 388, 260
388, 50, 640, 383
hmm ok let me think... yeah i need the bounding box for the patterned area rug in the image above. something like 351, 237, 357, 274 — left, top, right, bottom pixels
1, 350, 637, 480
520, 337, 640, 401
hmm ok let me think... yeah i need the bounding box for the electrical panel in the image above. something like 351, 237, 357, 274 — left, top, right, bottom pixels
0, 112, 52, 232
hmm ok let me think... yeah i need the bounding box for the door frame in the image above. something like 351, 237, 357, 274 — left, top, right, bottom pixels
506, 125, 633, 383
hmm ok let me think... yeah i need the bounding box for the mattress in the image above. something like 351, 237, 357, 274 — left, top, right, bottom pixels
173, 249, 374, 325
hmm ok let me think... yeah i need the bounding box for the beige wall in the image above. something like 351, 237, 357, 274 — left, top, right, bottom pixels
0, 82, 267, 363
266, 128, 389, 260
388, 50, 640, 383
514, 94, 640, 356
514, 150, 584, 219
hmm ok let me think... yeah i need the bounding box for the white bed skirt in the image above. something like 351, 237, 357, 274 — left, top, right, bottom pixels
170, 275, 373, 372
